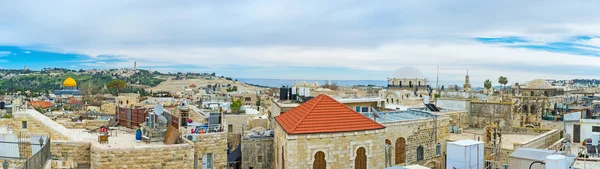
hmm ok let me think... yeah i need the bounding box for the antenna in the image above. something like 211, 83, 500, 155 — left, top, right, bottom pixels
154, 104, 164, 115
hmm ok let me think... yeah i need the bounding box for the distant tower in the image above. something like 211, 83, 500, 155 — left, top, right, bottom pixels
134, 61, 137, 71
463, 70, 472, 92
24, 65, 27, 71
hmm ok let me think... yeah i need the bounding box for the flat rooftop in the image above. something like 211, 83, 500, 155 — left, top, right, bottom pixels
335, 97, 385, 103
448, 128, 538, 150
362, 110, 433, 123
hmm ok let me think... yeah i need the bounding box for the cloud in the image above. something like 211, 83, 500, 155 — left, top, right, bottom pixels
0, 51, 10, 57
0, 0, 599, 85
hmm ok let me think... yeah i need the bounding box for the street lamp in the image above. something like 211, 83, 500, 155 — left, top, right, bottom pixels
39, 137, 44, 147
3, 159, 8, 169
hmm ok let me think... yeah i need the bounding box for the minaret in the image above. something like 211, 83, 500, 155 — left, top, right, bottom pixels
463, 70, 472, 92
134, 61, 137, 71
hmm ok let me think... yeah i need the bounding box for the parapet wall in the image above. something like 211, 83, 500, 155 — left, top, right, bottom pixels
51, 141, 92, 165
58, 120, 108, 131
90, 143, 194, 169
0, 115, 69, 141
514, 129, 562, 149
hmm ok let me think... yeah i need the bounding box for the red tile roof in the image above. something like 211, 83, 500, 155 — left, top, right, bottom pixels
68, 98, 85, 105
189, 84, 197, 87
28, 101, 53, 109
275, 94, 384, 135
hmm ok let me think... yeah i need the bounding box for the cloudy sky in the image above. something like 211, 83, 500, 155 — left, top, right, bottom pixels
1, 0, 600, 86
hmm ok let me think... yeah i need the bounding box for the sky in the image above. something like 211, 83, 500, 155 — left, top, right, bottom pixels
1, 0, 600, 87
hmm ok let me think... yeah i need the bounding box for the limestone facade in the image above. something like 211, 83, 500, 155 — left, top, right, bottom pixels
470, 102, 514, 131
90, 143, 194, 169
388, 78, 429, 90
194, 132, 228, 169
381, 117, 449, 169
51, 141, 91, 165
274, 123, 386, 169
242, 137, 274, 169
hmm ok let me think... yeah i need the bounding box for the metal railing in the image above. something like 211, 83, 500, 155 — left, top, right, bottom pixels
0, 134, 51, 169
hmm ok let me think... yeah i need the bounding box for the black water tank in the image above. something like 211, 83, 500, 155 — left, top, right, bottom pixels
279, 87, 289, 100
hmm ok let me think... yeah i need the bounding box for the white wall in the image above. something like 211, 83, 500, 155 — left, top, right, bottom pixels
580, 119, 600, 142
436, 99, 469, 110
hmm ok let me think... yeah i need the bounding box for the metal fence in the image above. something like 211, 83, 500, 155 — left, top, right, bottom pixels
0, 134, 51, 169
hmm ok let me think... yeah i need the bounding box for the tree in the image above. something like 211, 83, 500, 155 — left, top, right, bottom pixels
106, 79, 127, 94
230, 96, 243, 113
498, 76, 508, 91
80, 81, 103, 105
484, 79, 492, 94
321, 82, 339, 90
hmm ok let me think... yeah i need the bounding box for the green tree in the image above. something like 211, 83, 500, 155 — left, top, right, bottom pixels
484, 79, 492, 94
498, 76, 508, 91
230, 96, 243, 113
106, 79, 128, 94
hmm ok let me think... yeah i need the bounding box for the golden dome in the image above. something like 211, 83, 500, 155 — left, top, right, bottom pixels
63, 77, 77, 87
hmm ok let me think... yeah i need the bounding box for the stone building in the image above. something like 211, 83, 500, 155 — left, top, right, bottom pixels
242, 134, 274, 169
274, 94, 386, 169
382, 67, 431, 106
512, 79, 560, 128
273, 94, 449, 169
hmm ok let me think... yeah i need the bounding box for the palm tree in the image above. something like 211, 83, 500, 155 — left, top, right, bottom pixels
484, 79, 492, 94
498, 76, 508, 92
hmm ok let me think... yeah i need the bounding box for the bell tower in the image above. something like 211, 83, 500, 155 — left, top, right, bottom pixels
463, 70, 472, 92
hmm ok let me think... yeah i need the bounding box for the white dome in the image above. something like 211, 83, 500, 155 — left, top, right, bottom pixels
391, 67, 425, 79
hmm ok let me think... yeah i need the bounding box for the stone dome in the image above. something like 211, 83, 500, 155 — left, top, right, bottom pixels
63, 77, 77, 87
525, 79, 553, 89
391, 67, 425, 79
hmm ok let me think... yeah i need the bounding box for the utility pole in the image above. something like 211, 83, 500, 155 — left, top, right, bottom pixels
436, 65, 440, 91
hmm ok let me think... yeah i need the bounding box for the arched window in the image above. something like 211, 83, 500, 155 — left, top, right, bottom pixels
418, 81, 421, 87
417, 146, 424, 161
355, 147, 367, 169
395, 137, 406, 164
399, 81, 402, 87
313, 151, 326, 169
530, 91, 534, 96
409, 81, 413, 88
436, 143, 441, 156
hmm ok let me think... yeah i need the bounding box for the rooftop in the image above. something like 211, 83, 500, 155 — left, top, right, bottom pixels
361, 110, 433, 123
275, 94, 384, 135
334, 97, 385, 103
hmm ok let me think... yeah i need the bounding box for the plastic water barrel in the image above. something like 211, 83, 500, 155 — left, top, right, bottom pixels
545, 155, 566, 169
135, 129, 142, 141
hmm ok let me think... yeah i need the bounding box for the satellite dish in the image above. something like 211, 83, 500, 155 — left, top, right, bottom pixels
154, 104, 164, 115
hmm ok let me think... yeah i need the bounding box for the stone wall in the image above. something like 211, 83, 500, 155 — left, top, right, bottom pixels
0, 116, 69, 141
194, 132, 228, 169
274, 123, 386, 169
90, 143, 194, 169
224, 114, 248, 134
242, 137, 274, 169
470, 102, 514, 131
57, 119, 109, 131
51, 141, 92, 165
441, 111, 469, 130
382, 117, 449, 168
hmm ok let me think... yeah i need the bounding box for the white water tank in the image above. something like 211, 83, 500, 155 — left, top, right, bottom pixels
446, 140, 484, 169
545, 155, 566, 169
298, 87, 305, 96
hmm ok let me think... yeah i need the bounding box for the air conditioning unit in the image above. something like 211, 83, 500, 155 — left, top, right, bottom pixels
457, 128, 463, 134
186, 134, 197, 142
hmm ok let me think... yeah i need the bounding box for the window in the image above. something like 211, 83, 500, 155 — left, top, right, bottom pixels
203, 153, 214, 169
245, 97, 251, 101
355, 106, 361, 112
593, 126, 600, 132
361, 106, 369, 112
313, 151, 326, 169
228, 124, 233, 133
258, 155, 263, 163
436, 143, 441, 156
249, 167, 253, 169
22, 121, 27, 129
417, 146, 424, 161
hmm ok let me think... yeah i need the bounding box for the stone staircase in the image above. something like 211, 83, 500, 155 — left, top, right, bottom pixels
23, 109, 94, 141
